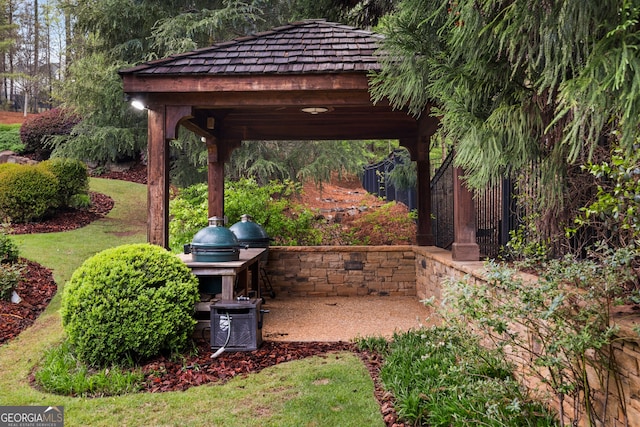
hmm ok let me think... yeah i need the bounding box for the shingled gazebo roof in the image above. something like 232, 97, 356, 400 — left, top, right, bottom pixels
120, 20, 437, 249
122, 19, 383, 76
120, 19, 423, 142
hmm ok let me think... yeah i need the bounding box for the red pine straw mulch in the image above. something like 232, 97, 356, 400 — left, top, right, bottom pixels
8, 192, 115, 235
0, 259, 57, 345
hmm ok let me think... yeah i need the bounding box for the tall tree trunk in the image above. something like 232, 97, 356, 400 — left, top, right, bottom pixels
64, 3, 71, 71
32, 0, 38, 112
8, 0, 13, 110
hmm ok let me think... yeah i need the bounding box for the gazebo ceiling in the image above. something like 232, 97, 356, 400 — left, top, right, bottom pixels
120, 19, 427, 143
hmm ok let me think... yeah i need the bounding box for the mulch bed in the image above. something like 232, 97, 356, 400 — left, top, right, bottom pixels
1, 165, 405, 427
8, 192, 115, 235
0, 259, 57, 346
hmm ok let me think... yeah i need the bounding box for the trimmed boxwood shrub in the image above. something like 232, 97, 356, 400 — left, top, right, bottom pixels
19, 108, 80, 160
38, 158, 89, 208
61, 244, 200, 367
0, 163, 58, 223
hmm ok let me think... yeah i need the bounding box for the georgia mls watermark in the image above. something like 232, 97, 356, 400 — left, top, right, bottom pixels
0, 406, 64, 427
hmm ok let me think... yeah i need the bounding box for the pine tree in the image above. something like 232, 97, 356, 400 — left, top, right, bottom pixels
372, 0, 640, 248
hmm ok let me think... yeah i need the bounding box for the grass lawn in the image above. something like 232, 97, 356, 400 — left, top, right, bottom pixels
0, 178, 384, 426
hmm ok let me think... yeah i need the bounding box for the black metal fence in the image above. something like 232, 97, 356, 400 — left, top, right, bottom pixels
429, 151, 521, 259
430, 152, 455, 250
363, 150, 529, 258
362, 150, 417, 211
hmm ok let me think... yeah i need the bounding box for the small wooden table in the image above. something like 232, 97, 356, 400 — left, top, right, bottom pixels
178, 248, 265, 300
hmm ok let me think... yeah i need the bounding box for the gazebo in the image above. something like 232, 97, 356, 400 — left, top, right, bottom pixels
119, 19, 479, 261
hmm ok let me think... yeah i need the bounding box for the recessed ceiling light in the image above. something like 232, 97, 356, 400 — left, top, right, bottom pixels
301, 107, 329, 115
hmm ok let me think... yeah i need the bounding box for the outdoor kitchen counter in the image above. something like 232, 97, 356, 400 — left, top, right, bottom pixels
178, 248, 265, 300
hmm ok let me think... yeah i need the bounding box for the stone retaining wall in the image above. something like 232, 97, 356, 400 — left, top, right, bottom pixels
413, 245, 640, 427
265, 246, 416, 297
266, 245, 640, 426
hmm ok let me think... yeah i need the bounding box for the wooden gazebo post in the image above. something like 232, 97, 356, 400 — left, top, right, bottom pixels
146, 104, 193, 248
146, 106, 170, 248
206, 137, 224, 219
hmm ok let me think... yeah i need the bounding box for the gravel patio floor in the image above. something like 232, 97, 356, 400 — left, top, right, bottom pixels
260, 295, 438, 342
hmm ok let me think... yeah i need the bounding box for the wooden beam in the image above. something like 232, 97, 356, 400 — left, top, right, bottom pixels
122, 73, 371, 94
137, 90, 381, 109
218, 120, 418, 140
165, 106, 193, 140
147, 106, 170, 248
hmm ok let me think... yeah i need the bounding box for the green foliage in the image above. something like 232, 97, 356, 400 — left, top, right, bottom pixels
354, 335, 389, 355
380, 326, 556, 426
0, 124, 24, 153
61, 243, 200, 367
501, 216, 550, 266
169, 133, 208, 188
224, 178, 321, 246
68, 193, 92, 209
169, 178, 322, 252
574, 146, 640, 246
443, 243, 638, 425
149, 0, 266, 57
0, 219, 22, 301
0, 226, 18, 264
227, 140, 373, 187
386, 149, 416, 191
38, 158, 89, 208
373, 0, 640, 235
18, 108, 80, 160
34, 339, 144, 397
169, 183, 210, 252
51, 53, 147, 165
0, 163, 59, 223
0, 262, 22, 301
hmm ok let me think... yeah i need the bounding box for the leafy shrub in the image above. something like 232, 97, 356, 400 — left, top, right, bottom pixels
61, 244, 200, 367
380, 326, 556, 426
0, 262, 22, 301
169, 178, 321, 252
169, 183, 209, 253
0, 163, 58, 223
19, 108, 80, 160
444, 246, 638, 426
224, 178, 321, 246
38, 158, 89, 208
575, 146, 640, 246
0, 227, 18, 264
342, 202, 416, 245
0, 124, 24, 152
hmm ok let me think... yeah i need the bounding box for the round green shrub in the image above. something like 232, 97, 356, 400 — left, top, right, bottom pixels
38, 158, 89, 208
0, 163, 58, 223
61, 244, 200, 367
